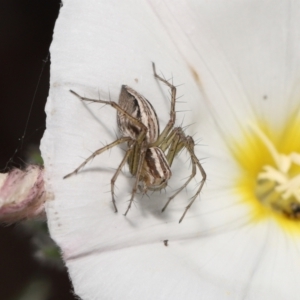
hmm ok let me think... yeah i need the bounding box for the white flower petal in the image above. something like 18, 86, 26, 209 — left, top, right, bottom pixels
149, 0, 300, 132
41, 1, 300, 299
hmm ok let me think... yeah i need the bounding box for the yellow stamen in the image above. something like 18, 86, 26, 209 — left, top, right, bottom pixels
232, 118, 300, 235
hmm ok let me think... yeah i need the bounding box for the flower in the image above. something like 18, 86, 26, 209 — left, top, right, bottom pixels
41, 1, 300, 299
235, 121, 300, 233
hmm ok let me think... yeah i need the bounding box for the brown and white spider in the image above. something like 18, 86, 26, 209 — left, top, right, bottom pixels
64, 63, 206, 223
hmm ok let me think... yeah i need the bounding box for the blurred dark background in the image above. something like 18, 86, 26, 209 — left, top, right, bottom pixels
0, 1, 76, 299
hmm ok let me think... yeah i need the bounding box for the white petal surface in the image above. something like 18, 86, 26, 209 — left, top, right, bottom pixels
149, 0, 300, 134
41, 1, 300, 299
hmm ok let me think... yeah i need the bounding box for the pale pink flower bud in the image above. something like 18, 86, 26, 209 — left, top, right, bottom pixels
0, 165, 46, 222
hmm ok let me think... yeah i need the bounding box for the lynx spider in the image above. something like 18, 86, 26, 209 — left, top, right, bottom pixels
64, 63, 206, 223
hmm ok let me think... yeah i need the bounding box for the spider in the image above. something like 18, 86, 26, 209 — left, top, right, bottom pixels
64, 63, 206, 223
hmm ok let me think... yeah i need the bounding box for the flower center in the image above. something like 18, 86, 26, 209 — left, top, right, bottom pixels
251, 124, 300, 219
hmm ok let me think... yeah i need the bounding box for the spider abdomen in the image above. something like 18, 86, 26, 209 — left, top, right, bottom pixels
141, 147, 172, 192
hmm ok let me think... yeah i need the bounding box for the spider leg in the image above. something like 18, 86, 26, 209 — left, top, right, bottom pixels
63, 137, 131, 179
159, 127, 206, 223
152, 63, 177, 146
160, 128, 191, 211
128, 138, 142, 176
124, 141, 147, 216
110, 145, 134, 213
70, 90, 148, 141
165, 128, 184, 164
178, 134, 206, 223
